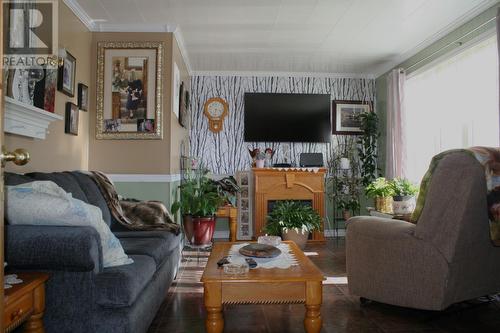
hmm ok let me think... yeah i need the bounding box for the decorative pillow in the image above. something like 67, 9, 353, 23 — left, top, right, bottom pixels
6, 181, 133, 268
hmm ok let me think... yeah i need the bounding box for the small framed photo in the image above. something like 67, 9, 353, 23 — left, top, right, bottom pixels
65, 102, 79, 135
58, 50, 76, 97
78, 83, 89, 111
332, 100, 372, 135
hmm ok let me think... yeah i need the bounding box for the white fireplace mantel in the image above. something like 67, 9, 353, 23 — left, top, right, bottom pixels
4, 97, 63, 140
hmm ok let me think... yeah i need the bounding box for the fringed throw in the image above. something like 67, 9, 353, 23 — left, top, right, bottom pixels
89, 171, 180, 235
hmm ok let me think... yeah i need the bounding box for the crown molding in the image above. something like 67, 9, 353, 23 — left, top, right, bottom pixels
173, 28, 193, 75
371, 0, 499, 77
62, 0, 96, 31
93, 23, 177, 33
61, 0, 194, 75
191, 70, 375, 80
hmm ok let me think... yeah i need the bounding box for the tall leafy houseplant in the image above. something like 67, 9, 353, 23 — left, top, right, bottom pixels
263, 201, 322, 249
357, 111, 380, 187
172, 168, 224, 245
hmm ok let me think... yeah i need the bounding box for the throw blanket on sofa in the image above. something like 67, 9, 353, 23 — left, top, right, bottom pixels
412, 147, 500, 245
89, 171, 180, 235
469, 147, 500, 245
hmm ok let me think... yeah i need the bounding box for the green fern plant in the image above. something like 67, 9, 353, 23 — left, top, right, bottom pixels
263, 201, 322, 236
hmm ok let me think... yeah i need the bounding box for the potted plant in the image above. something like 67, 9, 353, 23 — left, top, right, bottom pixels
327, 135, 362, 222
365, 177, 394, 213
389, 178, 419, 215
255, 151, 266, 168
262, 201, 322, 249
337, 197, 361, 221
357, 110, 380, 187
172, 168, 224, 245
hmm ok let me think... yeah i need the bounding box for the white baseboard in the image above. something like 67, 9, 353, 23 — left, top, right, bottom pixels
108, 174, 181, 182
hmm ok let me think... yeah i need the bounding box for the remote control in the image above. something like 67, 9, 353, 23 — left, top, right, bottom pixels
217, 257, 229, 268
245, 258, 257, 269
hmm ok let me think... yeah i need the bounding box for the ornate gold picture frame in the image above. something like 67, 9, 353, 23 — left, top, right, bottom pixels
96, 41, 164, 139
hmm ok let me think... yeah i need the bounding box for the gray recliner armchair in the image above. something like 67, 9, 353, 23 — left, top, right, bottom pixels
346, 150, 500, 310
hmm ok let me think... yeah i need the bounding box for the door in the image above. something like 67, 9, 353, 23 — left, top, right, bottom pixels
0, 4, 31, 331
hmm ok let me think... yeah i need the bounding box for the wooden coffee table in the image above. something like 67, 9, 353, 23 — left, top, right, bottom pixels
201, 241, 325, 333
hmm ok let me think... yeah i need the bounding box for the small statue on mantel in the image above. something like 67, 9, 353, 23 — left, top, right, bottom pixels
248, 147, 275, 168
264, 148, 274, 167
248, 147, 260, 167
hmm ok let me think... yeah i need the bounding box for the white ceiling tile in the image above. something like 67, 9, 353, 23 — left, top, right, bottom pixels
74, 0, 498, 74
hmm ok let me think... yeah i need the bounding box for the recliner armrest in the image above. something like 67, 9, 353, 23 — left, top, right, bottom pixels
6, 225, 103, 273
346, 216, 416, 240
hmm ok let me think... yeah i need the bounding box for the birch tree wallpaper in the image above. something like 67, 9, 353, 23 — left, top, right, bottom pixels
190, 75, 376, 175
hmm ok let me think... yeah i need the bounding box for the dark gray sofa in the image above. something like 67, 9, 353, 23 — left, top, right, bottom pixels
5, 171, 182, 333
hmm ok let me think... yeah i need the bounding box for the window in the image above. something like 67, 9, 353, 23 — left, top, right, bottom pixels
404, 34, 499, 184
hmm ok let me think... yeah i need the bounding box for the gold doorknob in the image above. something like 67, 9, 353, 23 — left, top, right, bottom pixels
1, 148, 30, 167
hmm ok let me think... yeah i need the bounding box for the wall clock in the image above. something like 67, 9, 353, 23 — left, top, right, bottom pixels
204, 97, 228, 133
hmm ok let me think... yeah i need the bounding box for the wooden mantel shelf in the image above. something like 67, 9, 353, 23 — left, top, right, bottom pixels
4, 97, 63, 139
252, 167, 326, 241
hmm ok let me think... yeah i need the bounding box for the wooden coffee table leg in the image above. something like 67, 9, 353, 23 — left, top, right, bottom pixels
24, 283, 46, 333
304, 281, 322, 333
204, 282, 223, 333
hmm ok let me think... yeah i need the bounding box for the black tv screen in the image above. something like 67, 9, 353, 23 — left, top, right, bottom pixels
244, 93, 331, 142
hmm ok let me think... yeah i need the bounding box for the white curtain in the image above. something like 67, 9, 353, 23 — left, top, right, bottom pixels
404, 35, 499, 184
497, 7, 500, 144
385, 68, 407, 179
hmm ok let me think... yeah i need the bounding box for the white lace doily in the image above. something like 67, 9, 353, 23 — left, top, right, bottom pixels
4, 274, 23, 290
273, 167, 320, 173
228, 243, 298, 269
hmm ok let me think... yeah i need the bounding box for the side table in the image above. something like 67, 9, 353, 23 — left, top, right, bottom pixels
4, 272, 49, 333
216, 205, 238, 241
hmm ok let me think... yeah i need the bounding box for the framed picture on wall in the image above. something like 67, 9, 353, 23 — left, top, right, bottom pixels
78, 83, 89, 111
65, 102, 79, 135
179, 82, 189, 128
95, 41, 164, 139
332, 100, 372, 135
58, 50, 76, 97
173, 62, 180, 119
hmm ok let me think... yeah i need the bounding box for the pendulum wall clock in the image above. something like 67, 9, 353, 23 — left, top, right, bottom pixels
203, 97, 228, 133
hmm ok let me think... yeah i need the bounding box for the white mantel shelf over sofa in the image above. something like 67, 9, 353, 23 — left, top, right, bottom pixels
4, 97, 63, 140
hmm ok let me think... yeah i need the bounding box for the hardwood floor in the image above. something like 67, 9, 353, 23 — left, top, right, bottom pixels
148, 239, 500, 333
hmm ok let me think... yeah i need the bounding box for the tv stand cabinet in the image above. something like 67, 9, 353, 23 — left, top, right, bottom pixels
252, 168, 326, 241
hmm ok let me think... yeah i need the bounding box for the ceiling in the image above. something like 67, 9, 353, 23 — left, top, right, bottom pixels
66, 0, 498, 76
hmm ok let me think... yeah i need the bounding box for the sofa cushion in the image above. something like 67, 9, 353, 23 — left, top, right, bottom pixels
26, 172, 87, 202
96, 254, 156, 308
6, 181, 133, 268
119, 237, 174, 266
69, 171, 112, 226
4, 172, 33, 186
115, 230, 181, 256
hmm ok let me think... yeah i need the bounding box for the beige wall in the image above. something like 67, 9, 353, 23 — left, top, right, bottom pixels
170, 37, 190, 173
5, 1, 91, 173
89, 32, 176, 174
5, 4, 190, 175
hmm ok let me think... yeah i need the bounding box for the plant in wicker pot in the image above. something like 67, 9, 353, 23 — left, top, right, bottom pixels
172, 169, 224, 245
389, 178, 419, 215
263, 201, 322, 250
365, 177, 394, 213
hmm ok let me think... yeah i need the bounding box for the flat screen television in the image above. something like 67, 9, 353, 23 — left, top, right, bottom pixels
244, 93, 331, 142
